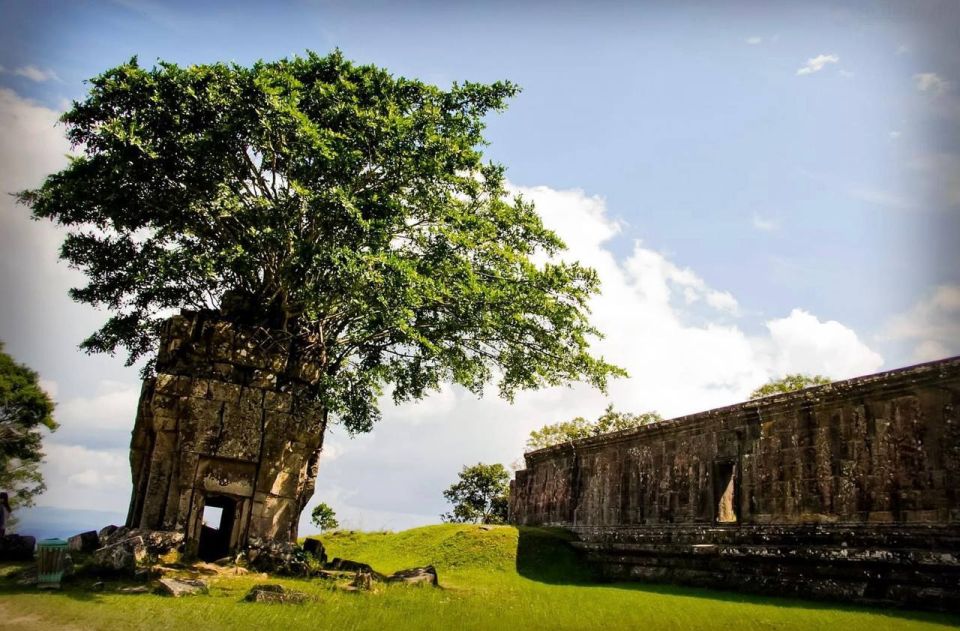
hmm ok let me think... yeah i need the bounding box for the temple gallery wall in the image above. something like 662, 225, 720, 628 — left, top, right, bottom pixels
510, 357, 960, 612
126, 312, 328, 560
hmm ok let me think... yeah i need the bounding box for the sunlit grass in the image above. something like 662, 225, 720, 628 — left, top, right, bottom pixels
1, 524, 957, 631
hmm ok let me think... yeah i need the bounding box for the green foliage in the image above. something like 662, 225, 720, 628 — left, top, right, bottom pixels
749, 374, 831, 400
19, 50, 623, 434
310, 502, 339, 532
441, 463, 510, 524
0, 341, 57, 508
526, 404, 662, 451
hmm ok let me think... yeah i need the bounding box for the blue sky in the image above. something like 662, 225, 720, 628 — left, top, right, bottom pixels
1, 0, 958, 535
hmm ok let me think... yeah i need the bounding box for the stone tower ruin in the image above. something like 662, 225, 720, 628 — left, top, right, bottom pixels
126, 312, 327, 560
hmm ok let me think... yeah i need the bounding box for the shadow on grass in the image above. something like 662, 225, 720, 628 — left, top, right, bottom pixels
0, 561, 153, 602
514, 527, 960, 628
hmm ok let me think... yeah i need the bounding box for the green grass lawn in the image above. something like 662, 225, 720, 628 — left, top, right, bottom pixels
1, 524, 958, 631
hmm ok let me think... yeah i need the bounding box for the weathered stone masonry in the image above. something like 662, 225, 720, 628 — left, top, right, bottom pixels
511, 358, 960, 611
127, 312, 328, 559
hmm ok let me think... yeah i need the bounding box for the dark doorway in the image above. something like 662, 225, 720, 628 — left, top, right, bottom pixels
714, 462, 737, 523
198, 495, 237, 561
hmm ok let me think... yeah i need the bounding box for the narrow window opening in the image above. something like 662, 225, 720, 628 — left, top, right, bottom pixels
202, 505, 223, 529
715, 462, 737, 523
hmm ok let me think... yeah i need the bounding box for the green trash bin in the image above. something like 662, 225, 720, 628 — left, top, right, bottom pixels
37, 538, 68, 589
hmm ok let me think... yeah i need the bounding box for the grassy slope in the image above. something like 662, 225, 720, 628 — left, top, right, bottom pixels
1, 524, 958, 631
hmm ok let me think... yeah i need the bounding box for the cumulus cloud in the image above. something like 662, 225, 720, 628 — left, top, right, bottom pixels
0, 65, 59, 82
914, 72, 949, 95
38, 443, 130, 512
796, 54, 839, 76
745, 36, 763, 45
884, 285, 960, 361
758, 309, 884, 378
301, 185, 885, 532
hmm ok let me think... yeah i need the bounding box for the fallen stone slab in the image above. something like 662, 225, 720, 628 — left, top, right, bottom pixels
386, 565, 439, 587
0, 534, 36, 562
67, 530, 100, 554
303, 538, 327, 564
245, 538, 310, 577
92, 536, 146, 574
98, 524, 119, 540
118, 585, 151, 594
157, 577, 208, 597
244, 583, 309, 604
326, 557, 385, 579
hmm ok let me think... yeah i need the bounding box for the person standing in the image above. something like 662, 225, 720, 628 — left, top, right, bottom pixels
0, 493, 11, 536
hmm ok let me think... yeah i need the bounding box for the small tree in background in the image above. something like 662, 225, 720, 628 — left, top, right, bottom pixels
0, 342, 58, 511
310, 502, 339, 532
441, 463, 510, 524
749, 374, 831, 400
526, 404, 662, 451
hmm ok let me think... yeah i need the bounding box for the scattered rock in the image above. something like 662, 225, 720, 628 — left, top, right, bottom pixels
91, 581, 105, 591
245, 538, 310, 577
302, 538, 327, 564
479, 525, 494, 531
98, 525, 120, 542
15, 566, 37, 586
92, 536, 146, 573
386, 565, 439, 587
193, 562, 226, 575
68, 530, 100, 554
327, 557, 382, 577
157, 577, 208, 597
244, 583, 309, 604
0, 534, 36, 562
350, 569, 373, 591
118, 585, 151, 594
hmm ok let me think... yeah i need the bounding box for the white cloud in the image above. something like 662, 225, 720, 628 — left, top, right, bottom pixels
745, 36, 763, 45
296, 185, 887, 530
848, 187, 914, 211
57, 380, 141, 432
38, 443, 130, 512
0, 65, 60, 82
796, 54, 840, 76
884, 285, 960, 361
896, 44, 910, 56
839, 69, 855, 79
758, 309, 884, 379
752, 213, 778, 231
889, 131, 901, 140
38, 378, 59, 399
914, 72, 949, 94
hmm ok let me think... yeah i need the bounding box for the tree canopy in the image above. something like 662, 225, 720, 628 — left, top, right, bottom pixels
749, 374, 831, 400
441, 462, 510, 524
310, 502, 338, 532
526, 404, 662, 451
0, 342, 57, 508
19, 51, 622, 434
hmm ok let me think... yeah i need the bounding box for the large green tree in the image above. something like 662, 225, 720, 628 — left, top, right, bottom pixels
526, 404, 662, 451
749, 374, 831, 400
441, 463, 510, 524
0, 342, 57, 508
19, 51, 622, 434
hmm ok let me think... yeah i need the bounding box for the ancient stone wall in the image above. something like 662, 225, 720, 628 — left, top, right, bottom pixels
510, 358, 960, 611
127, 311, 328, 558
